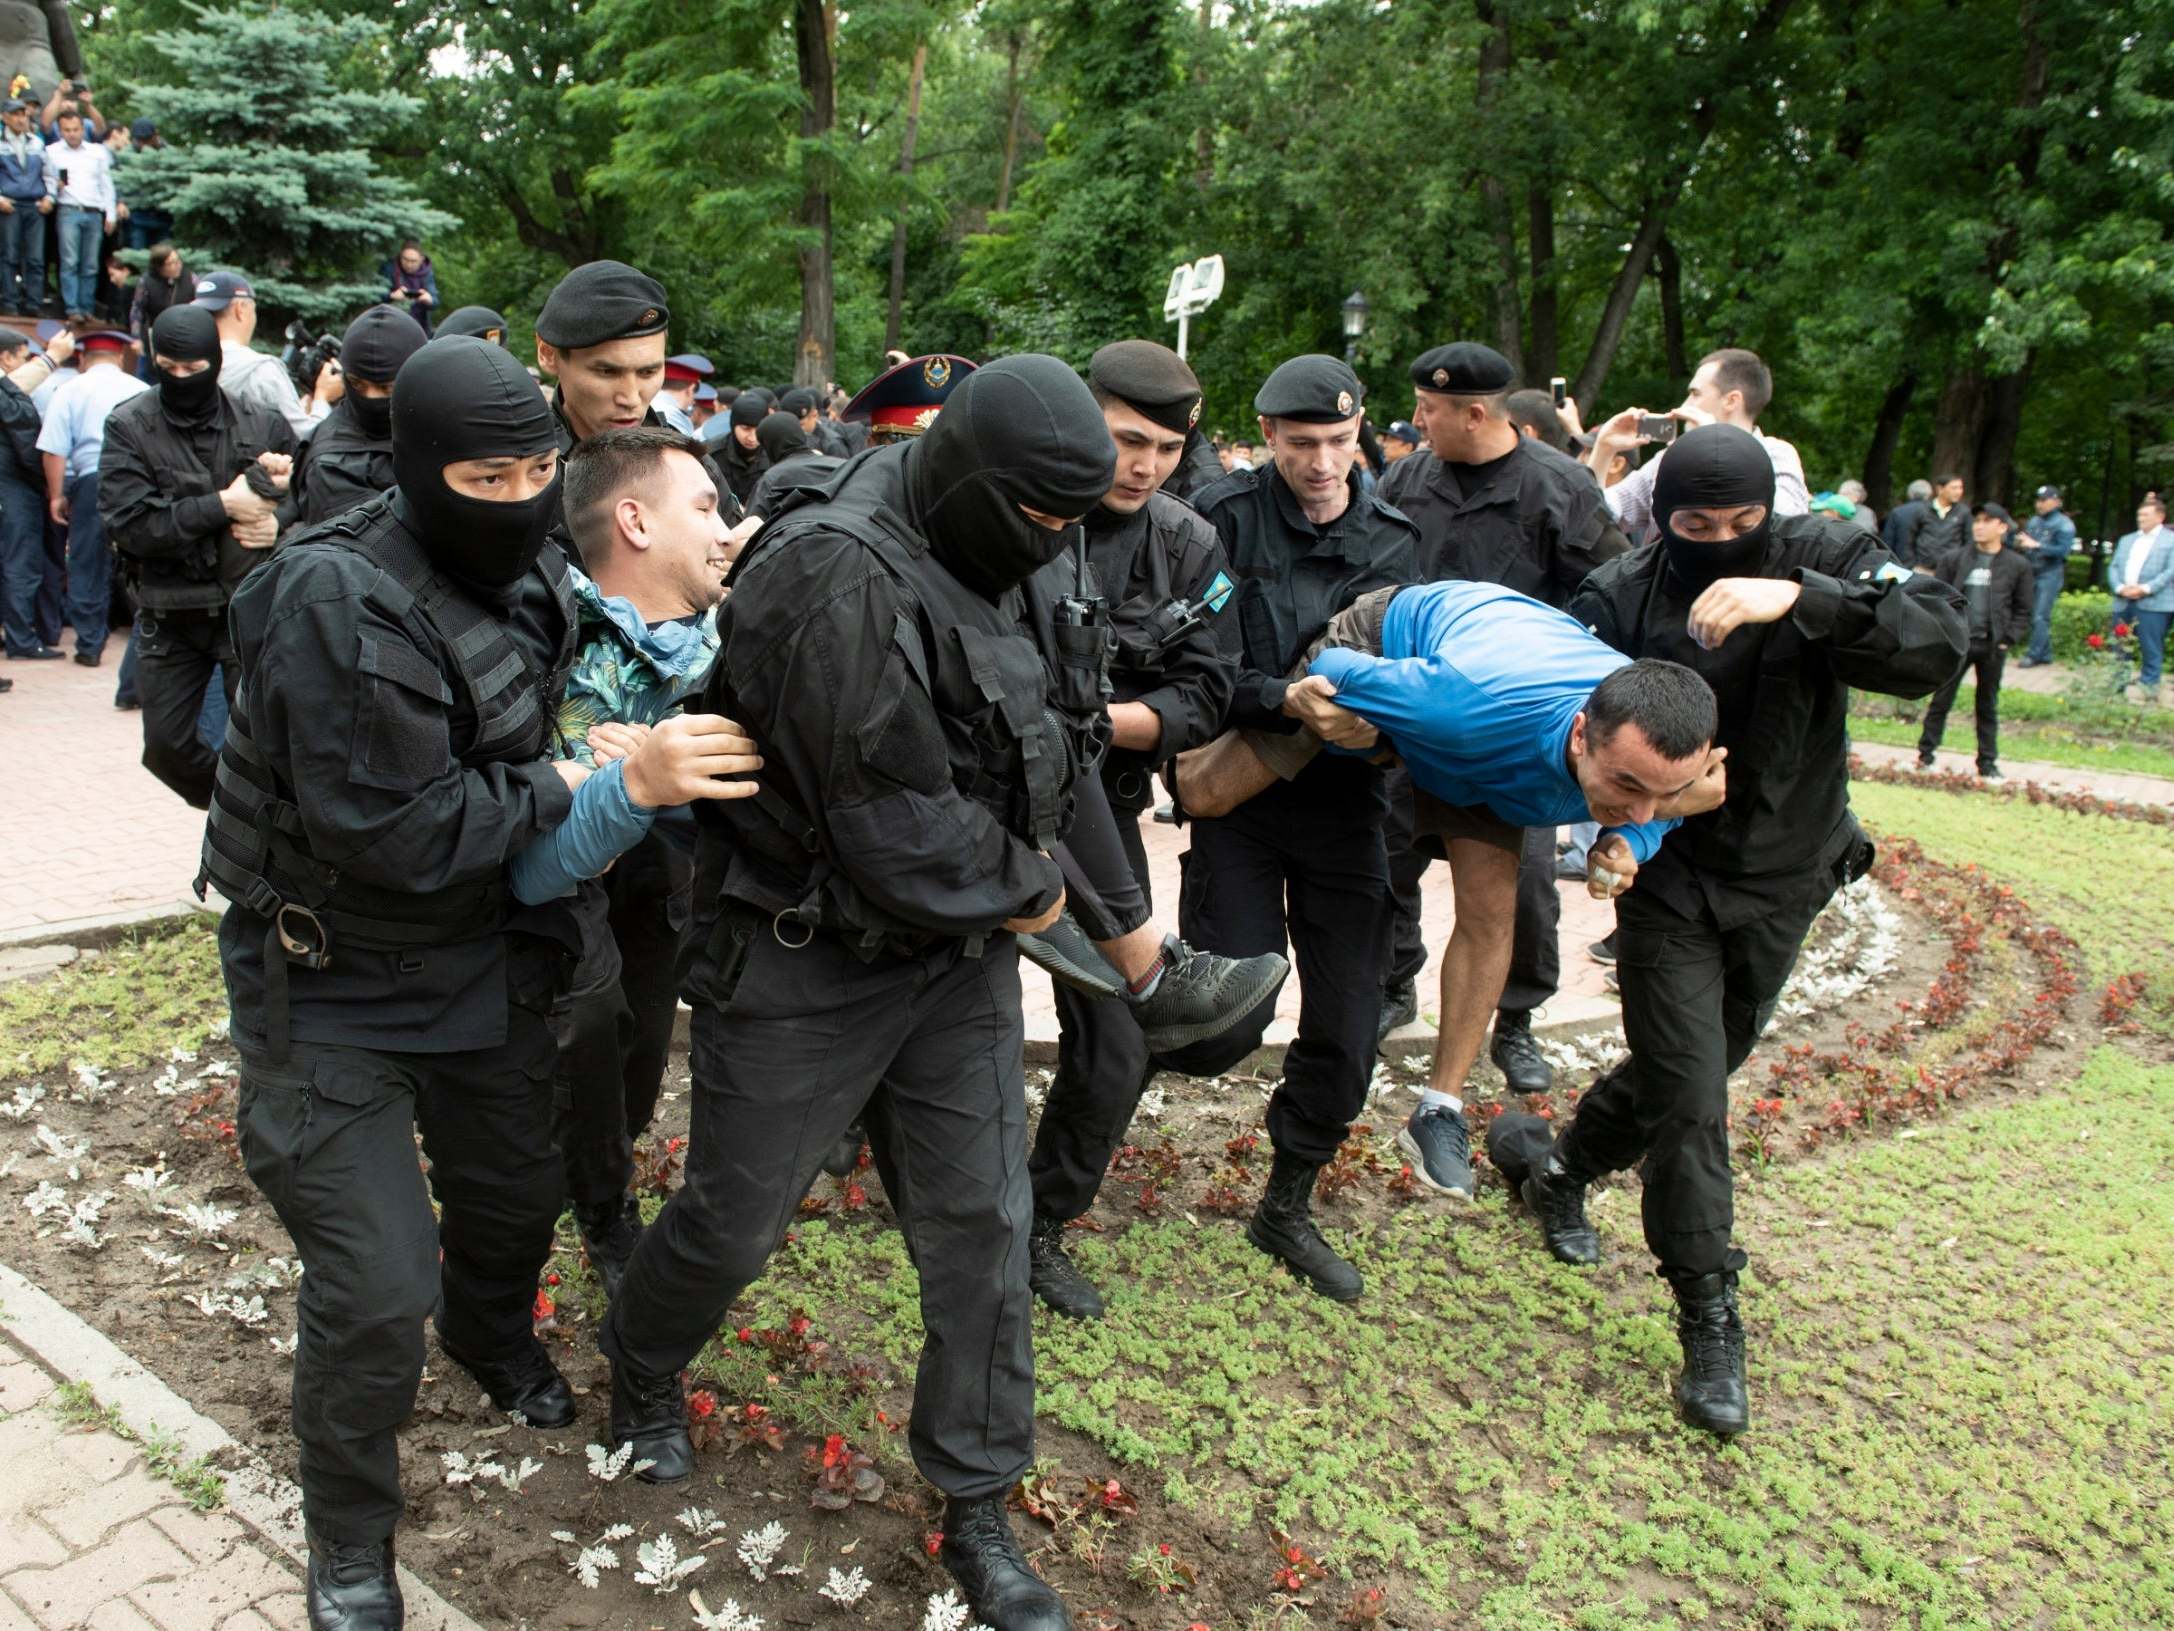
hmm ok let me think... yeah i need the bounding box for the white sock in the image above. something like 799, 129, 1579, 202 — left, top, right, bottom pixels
1418, 1088, 1463, 1116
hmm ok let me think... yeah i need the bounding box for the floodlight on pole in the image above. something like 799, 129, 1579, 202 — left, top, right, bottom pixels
1341, 289, 1369, 365
1163, 254, 1226, 362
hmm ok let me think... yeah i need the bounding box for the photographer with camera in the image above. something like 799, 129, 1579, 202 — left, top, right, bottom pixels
38, 76, 101, 142
1583, 348, 1808, 545
193, 269, 327, 440
278, 307, 422, 539
381, 239, 438, 334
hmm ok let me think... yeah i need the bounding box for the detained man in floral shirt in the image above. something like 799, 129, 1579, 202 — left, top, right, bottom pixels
550, 427, 735, 1294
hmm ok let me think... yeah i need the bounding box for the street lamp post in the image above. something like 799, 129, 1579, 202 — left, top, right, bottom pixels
1341, 288, 1369, 366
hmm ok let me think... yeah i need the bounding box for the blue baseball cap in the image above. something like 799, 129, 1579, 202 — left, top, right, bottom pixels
191, 270, 256, 310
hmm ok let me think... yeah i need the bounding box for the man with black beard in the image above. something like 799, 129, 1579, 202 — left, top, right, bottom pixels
98, 304, 293, 806
602, 356, 1118, 1631
278, 305, 426, 538
1498, 424, 1965, 1439
1375, 342, 1629, 1105
201, 336, 756, 1630
1023, 338, 1238, 1318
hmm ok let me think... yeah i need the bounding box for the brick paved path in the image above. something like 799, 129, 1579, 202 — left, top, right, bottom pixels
0, 1331, 309, 1631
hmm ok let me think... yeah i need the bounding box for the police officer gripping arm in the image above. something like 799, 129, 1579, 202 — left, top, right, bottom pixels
202, 337, 756, 1631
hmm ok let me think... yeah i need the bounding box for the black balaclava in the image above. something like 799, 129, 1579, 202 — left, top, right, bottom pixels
904, 354, 1116, 602
150, 306, 223, 426
757, 410, 810, 463
341, 306, 428, 438
728, 393, 767, 431
390, 336, 562, 587
1652, 423, 1777, 593
436, 305, 509, 345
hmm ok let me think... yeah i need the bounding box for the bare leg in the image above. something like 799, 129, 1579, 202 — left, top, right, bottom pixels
1429, 839, 1519, 1098
1174, 731, 1285, 819
1096, 922, 1163, 982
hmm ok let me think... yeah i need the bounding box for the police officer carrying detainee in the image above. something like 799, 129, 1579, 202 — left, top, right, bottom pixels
600, 355, 1125, 1631
202, 336, 759, 1631
1494, 423, 1966, 1440
1167, 354, 1419, 1302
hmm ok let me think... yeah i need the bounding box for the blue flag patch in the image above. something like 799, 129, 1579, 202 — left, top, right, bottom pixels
1204, 570, 1235, 613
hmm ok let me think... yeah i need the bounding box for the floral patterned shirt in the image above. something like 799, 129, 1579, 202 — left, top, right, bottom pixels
554, 567, 721, 766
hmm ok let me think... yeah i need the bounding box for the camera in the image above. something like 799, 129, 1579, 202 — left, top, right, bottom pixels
282, 321, 340, 397
1637, 413, 1678, 444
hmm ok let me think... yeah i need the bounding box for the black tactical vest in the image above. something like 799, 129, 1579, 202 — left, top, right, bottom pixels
196, 498, 576, 1050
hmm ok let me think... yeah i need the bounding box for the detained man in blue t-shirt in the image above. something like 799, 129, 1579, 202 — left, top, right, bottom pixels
1178, 579, 1725, 1196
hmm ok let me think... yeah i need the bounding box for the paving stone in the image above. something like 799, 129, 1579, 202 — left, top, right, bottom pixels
49, 1428, 138, 1486
5, 1518, 191, 1629
43, 1468, 177, 1549
82, 1602, 161, 1631
0, 1415, 94, 1525
142, 1510, 245, 1568
0, 1357, 55, 1418
128, 1545, 294, 1631
0, 1522, 68, 1570
236, 1597, 305, 1631
0, 1586, 38, 1629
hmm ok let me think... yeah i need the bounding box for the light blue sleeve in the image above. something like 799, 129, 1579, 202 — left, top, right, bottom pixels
1307, 647, 1457, 742
1597, 818, 1678, 866
507, 758, 657, 904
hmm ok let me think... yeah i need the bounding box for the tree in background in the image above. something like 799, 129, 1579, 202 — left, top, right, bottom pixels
115, 0, 454, 327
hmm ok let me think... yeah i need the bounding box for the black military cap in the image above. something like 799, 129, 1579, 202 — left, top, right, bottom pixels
533, 261, 669, 351
1088, 339, 1203, 435
1253, 354, 1364, 423
1411, 341, 1515, 395
780, 386, 820, 416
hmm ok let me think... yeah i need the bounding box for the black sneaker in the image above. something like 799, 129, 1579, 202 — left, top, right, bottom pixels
72, 651, 100, 668
1978, 765, 2004, 783
1127, 935, 1287, 1054
306, 1534, 401, 1631
1395, 1103, 1475, 1200
609, 1363, 694, 1483
438, 1332, 576, 1428
1017, 910, 1127, 1000
6, 645, 62, 660
1247, 1151, 1363, 1300
940, 1493, 1072, 1630
575, 1194, 644, 1302
1588, 932, 1618, 966
820, 1122, 865, 1178
1489, 1012, 1553, 1095
1027, 1215, 1104, 1320
1669, 1271, 1750, 1438
1375, 980, 1418, 1048
1912, 754, 1936, 772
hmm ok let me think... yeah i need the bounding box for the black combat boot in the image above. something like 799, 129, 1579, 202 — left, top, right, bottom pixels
1669, 1271, 1750, 1438
1489, 1010, 1554, 1094
1026, 1215, 1104, 1320
1246, 1150, 1363, 1301
306, 1534, 402, 1631
437, 1332, 575, 1429
1375, 979, 1418, 1048
575, 1193, 644, 1301
609, 1362, 695, 1483
940, 1493, 1073, 1630
820, 1122, 866, 1178
1520, 1152, 1602, 1266
1126, 934, 1289, 1054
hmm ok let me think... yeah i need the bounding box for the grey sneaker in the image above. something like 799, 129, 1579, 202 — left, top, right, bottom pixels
1017, 910, 1127, 999
1395, 1103, 1475, 1200
1127, 935, 1288, 1054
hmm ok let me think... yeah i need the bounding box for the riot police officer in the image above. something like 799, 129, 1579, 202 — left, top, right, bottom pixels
1171, 355, 1419, 1301
1026, 338, 1239, 1318
601, 355, 1117, 1631
277, 305, 426, 539
201, 336, 756, 1631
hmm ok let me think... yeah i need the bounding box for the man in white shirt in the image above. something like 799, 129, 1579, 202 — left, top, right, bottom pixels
42, 109, 112, 320
2110, 495, 2174, 703
36, 328, 148, 666
194, 269, 327, 441
1583, 348, 1810, 543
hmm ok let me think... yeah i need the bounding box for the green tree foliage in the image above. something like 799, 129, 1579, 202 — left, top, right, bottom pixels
113, 1, 455, 326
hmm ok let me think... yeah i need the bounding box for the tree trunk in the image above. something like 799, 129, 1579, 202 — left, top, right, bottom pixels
1526, 183, 1557, 381
1976, 354, 2032, 507
1654, 234, 1688, 384
1861, 370, 1916, 514
794, 0, 837, 388
1569, 199, 1671, 409
1473, 1, 1523, 374
995, 32, 1024, 213
1930, 366, 1991, 489
1193, 0, 1213, 194
884, 40, 928, 354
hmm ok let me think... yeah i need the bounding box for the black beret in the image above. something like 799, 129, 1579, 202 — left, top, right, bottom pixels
780, 387, 820, 416
533, 261, 669, 351
728, 393, 768, 429
1411, 341, 1515, 395
1253, 354, 1364, 424
436, 305, 508, 344
1088, 339, 1202, 436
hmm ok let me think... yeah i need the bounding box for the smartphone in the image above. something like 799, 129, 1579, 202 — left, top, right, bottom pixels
1550, 376, 1567, 409
1637, 413, 1677, 444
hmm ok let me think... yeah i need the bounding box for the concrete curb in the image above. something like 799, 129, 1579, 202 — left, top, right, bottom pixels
0, 1257, 489, 1631
0, 900, 215, 954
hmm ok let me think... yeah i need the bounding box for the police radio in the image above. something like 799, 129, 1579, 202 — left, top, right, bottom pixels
1049, 532, 1114, 700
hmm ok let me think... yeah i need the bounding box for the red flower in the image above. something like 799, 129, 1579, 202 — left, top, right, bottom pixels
544, 1271, 561, 1286
788, 1314, 812, 1338
735, 1326, 754, 1343
1158, 1543, 1172, 1556
821, 1433, 847, 1468
531, 1289, 555, 1321
924, 1531, 944, 1557
2087, 632, 2106, 649
687, 1389, 718, 1421
744, 1402, 766, 1421
2114, 622, 2132, 637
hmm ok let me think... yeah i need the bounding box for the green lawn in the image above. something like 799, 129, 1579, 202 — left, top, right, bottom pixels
1851, 687, 2174, 779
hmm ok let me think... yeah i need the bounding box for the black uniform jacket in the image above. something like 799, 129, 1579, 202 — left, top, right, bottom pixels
1378, 436, 1626, 606
100, 390, 295, 611
1569, 517, 1967, 920
276, 397, 391, 541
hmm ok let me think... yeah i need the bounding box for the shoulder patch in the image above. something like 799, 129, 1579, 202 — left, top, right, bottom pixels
1873, 561, 1914, 584
1203, 570, 1234, 614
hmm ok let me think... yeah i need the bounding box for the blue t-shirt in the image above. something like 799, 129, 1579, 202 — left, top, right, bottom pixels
35, 362, 149, 479
1307, 580, 1677, 862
